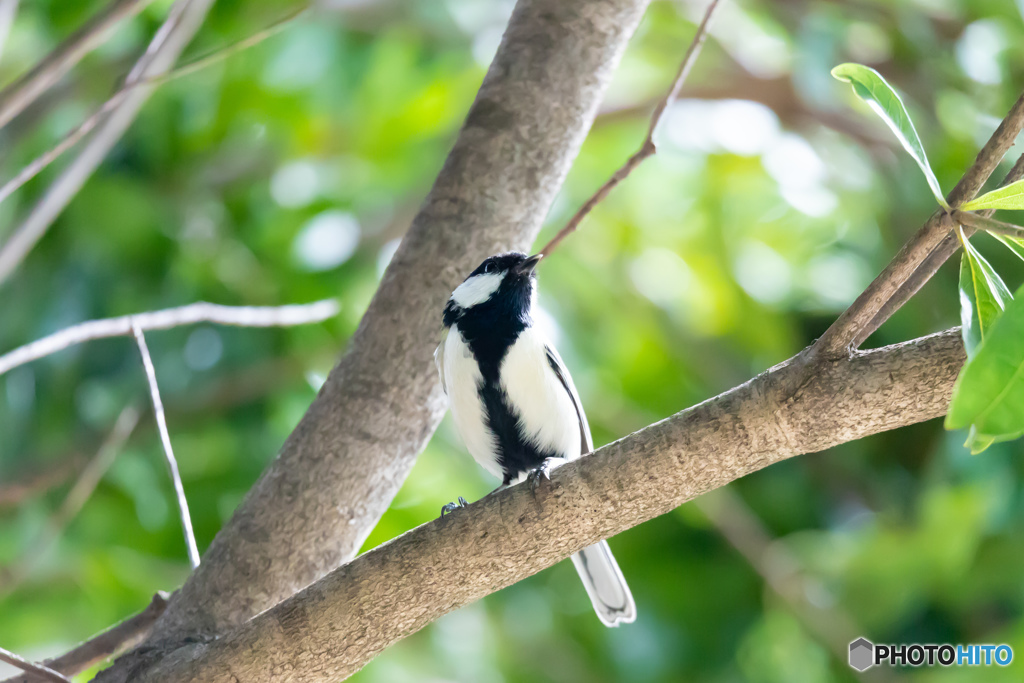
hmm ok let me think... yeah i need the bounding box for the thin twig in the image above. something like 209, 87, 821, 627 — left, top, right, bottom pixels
148, 4, 308, 86
0, 458, 82, 508
857, 154, 1024, 344
133, 324, 200, 569
812, 91, 1024, 359
0, 0, 216, 287
0, 299, 340, 376
0, 592, 169, 683
696, 489, 903, 683
0, 0, 153, 130
955, 210, 1024, 239
0, 4, 309, 206
533, 0, 721, 259
0, 648, 69, 683
0, 405, 139, 597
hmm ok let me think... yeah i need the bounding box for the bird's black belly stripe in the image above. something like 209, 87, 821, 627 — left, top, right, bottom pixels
478, 379, 559, 486
450, 275, 550, 484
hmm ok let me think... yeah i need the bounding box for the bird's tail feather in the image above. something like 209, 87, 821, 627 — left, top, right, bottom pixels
571, 540, 636, 627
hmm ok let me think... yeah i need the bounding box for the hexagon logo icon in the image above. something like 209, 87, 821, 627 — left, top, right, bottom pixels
849, 638, 874, 671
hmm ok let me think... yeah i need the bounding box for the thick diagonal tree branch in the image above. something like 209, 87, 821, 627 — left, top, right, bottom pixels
814, 92, 1024, 358
128, 329, 963, 683
128, 0, 654, 656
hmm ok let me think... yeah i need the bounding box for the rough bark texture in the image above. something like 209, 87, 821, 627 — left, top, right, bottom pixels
130, 330, 965, 683
146, 0, 652, 644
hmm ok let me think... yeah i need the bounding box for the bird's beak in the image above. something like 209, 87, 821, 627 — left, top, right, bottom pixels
517, 253, 543, 274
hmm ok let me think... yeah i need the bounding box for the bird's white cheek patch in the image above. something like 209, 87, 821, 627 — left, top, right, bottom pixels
451, 272, 504, 308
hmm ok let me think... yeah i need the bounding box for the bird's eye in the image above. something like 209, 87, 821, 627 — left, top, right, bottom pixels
483, 262, 495, 274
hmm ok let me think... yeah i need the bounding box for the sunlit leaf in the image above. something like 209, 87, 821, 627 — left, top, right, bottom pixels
961, 179, 1024, 211
831, 63, 948, 209
947, 280, 1024, 445
963, 426, 1024, 455
992, 232, 1024, 262
964, 426, 994, 455
958, 230, 1012, 358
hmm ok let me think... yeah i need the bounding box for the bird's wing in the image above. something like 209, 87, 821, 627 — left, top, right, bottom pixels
435, 327, 449, 395
544, 343, 593, 455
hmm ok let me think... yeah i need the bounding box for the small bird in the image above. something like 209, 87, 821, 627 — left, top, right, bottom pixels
435, 251, 636, 627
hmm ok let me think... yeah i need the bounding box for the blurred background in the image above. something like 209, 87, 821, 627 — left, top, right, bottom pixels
2, 0, 1024, 681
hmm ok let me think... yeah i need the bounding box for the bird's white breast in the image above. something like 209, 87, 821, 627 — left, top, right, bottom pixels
441, 324, 584, 482
442, 326, 502, 479
500, 327, 582, 463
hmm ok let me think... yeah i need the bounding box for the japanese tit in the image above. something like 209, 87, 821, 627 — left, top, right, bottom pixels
435, 251, 636, 627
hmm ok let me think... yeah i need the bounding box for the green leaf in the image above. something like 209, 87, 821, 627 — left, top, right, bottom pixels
961, 179, 1024, 211
964, 425, 1023, 455
992, 233, 1024, 262
831, 63, 948, 209
947, 279, 1024, 440
958, 231, 1012, 358
964, 426, 994, 455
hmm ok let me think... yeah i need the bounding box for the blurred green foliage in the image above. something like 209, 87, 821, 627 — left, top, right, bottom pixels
3, 0, 1024, 681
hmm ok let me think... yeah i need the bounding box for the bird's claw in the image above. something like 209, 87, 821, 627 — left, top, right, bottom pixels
440, 496, 468, 517
528, 461, 553, 490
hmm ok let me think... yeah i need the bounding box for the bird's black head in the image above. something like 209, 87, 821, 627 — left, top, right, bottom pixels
442, 251, 541, 329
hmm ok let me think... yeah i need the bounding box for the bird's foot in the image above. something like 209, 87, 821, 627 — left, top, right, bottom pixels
440, 496, 469, 518
527, 461, 553, 491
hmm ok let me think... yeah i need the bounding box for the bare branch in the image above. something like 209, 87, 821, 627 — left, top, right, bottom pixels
0, 648, 69, 683
133, 325, 200, 569
148, 5, 308, 86
534, 0, 720, 259
132, 329, 964, 683
955, 210, 1024, 239
0, 5, 309, 206
0, 0, 216, 287
813, 92, 1024, 359
0, 299, 340, 376
0, 458, 81, 509
0, 405, 139, 598
0, 0, 153, 130
1, 592, 169, 683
